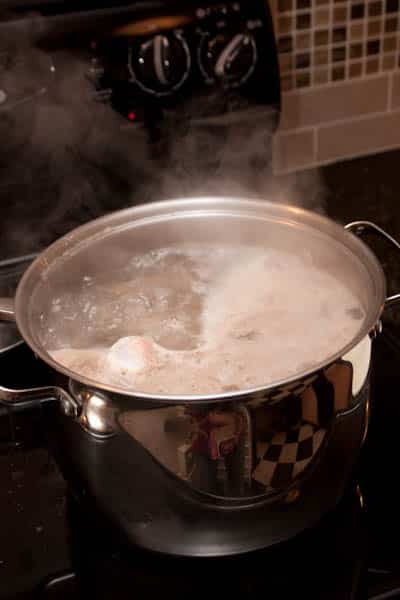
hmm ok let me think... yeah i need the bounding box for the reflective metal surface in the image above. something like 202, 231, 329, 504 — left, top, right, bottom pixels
0, 297, 15, 321
0, 383, 79, 416
70, 380, 117, 437
114, 335, 371, 500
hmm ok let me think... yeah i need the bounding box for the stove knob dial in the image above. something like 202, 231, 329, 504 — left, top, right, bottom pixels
129, 32, 191, 96
199, 32, 257, 87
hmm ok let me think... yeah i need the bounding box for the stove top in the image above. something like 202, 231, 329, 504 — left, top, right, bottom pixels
4, 148, 400, 598
0, 242, 400, 600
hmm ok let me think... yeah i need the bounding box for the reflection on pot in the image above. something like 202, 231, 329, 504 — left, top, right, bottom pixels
118, 337, 371, 500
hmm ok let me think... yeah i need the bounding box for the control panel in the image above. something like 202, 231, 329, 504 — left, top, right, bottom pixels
0, 1, 280, 128
88, 2, 280, 124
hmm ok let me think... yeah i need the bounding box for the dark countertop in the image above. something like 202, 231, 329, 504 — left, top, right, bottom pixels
324, 150, 400, 230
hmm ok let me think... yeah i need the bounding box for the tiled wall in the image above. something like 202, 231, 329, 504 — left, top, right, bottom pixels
270, 0, 400, 173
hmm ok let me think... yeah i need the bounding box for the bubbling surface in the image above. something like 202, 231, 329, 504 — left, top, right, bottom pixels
48, 243, 365, 395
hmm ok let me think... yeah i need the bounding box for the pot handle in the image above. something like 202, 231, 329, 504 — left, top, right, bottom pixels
0, 384, 79, 416
0, 297, 16, 322
345, 220, 400, 308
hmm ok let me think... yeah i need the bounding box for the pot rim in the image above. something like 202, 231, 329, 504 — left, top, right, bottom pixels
14, 196, 386, 404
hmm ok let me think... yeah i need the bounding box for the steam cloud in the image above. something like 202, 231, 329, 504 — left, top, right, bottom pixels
0, 12, 325, 259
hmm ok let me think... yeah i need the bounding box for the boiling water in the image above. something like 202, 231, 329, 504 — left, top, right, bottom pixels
49, 244, 365, 395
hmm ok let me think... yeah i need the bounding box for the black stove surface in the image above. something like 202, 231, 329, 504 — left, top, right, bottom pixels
3, 150, 400, 599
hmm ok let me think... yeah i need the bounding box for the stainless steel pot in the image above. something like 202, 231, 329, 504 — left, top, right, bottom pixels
0, 198, 399, 504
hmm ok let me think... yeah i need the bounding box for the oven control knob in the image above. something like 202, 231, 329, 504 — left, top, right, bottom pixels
129, 32, 191, 96
198, 32, 257, 87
